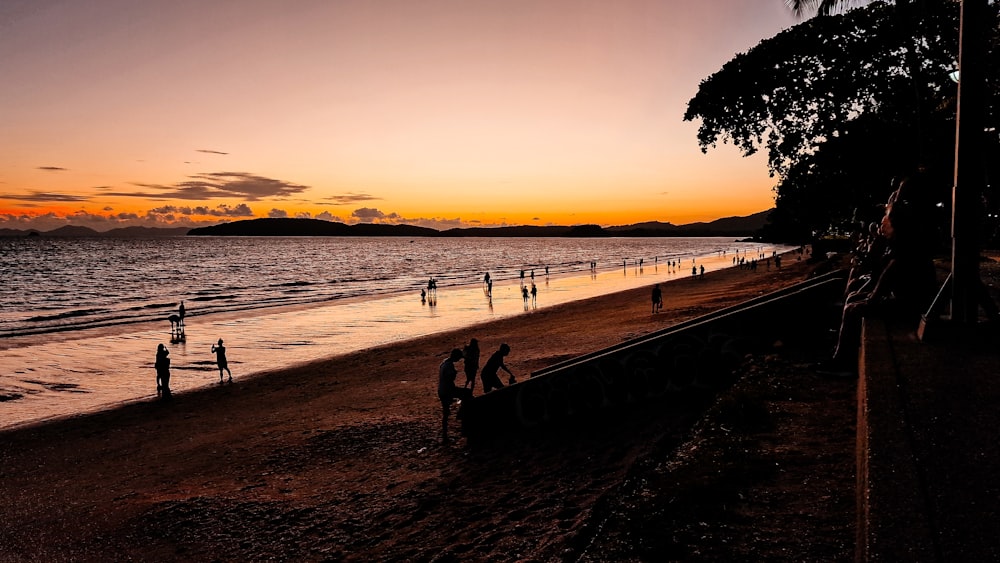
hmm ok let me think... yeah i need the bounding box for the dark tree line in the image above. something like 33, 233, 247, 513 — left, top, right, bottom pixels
685, 0, 1000, 244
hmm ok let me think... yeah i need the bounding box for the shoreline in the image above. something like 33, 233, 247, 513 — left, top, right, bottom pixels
0, 246, 791, 430
0, 251, 821, 561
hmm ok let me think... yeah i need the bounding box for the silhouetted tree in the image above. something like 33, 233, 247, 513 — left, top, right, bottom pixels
686, 1, 999, 241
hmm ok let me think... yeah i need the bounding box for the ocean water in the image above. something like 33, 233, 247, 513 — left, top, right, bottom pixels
0, 236, 787, 429
0, 236, 771, 337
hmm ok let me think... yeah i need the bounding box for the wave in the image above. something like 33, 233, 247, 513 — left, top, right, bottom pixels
25, 308, 109, 323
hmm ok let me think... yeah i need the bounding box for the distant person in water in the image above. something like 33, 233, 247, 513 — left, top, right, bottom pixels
651, 284, 662, 313
438, 348, 472, 444
155, 343, 171, 398
480, 343, 516, 393
463, 338, 480, 393
211, 338, 232, 383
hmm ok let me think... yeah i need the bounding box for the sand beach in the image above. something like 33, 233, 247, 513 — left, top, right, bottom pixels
0, 252, 859, 561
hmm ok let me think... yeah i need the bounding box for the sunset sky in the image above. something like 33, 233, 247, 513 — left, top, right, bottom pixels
0, 0, 800, 231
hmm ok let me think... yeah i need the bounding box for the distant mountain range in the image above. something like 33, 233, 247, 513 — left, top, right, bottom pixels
2, 210, 772, 239
0, 225, 192, 238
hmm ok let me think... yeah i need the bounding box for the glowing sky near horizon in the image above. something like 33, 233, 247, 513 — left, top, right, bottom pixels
0, 0, 799, 231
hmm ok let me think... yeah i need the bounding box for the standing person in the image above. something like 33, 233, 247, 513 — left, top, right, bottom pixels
155, 343, 171, 398
480, 343, 516, 393
651, 284, 663, 313
463, 338, 481, 392
178, 301, 186, 324
438, 348, 471, 444
521, 285, 530, 307
211, 338, 232, 383
530, 282, 537, 307
700, 265, 705, 279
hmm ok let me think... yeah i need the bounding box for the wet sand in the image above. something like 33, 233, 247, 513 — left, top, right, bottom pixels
0, 251, 815, 561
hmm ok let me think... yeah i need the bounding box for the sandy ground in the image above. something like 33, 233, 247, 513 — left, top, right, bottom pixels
0, 253, 859, 562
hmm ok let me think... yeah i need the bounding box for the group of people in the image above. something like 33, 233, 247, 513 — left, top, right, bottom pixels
154, 302, 233, 399
436, 338, 517, 443
824, 171, 943, 374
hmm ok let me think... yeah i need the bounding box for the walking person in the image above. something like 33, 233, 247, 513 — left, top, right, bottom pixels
155, 343, 171, 398
651, 284, 663, 313
211, 338, 233, 383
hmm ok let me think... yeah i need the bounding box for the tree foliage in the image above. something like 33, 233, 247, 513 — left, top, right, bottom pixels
685, 1, 1000, 240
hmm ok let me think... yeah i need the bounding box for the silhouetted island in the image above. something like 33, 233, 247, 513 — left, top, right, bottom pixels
2, 210, 774, 239
186, 211, 773, 238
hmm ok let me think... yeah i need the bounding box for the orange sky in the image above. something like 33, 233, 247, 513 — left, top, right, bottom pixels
0, 1, 798, 231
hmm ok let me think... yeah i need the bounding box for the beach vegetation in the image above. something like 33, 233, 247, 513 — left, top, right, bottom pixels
685, 0, 1000, 243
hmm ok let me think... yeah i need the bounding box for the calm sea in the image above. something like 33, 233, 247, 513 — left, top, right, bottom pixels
0, 236, 771, 338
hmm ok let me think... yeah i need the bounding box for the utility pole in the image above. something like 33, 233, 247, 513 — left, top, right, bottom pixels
949, 0, 988, 325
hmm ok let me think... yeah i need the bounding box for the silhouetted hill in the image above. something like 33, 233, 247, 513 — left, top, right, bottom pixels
0, 210, 775, 239
0, 229, 37, 237
44, 225, 101, 237
189, 213, 774, 237
187, 218, 438, 237
438, 224, 609, 237
607, 210, 772, 236
0, 226, 189, 237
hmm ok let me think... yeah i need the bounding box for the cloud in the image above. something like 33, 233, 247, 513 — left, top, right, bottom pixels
351, 207, 386, 222
295, 211, 312, 219
0, 191, 91, 202
37, 166, 67, 171
324, 192, 380, 205
315, 211, 341, 222
196, 149, 229, 155
148, 203, 255, 217
119, 172, 310, 201
268, 208, 288, 218
346, 207, 469, 230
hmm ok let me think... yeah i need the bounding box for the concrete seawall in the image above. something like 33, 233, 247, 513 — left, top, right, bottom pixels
462, 270, 846, 438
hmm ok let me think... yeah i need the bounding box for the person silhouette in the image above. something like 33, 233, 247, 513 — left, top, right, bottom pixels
155, 343, 171, 398
438, 348, 472, 444
651, 284, 663, 313
530, 282, 537, 307
211, 338, 232, 383
463, 338, 480, 393
480, 343, 516, 393
521, 285, 530, 309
